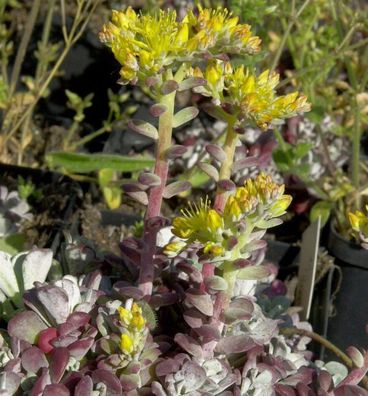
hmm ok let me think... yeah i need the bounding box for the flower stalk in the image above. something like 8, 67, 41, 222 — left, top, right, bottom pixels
214, 122, 237, 212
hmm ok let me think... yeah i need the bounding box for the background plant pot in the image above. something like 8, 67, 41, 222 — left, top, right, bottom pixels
325, 222, 368, 352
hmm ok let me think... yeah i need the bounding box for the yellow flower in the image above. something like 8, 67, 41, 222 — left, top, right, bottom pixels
172, 198, 223, 244
191, 62, 310, 129
120, 333, 134, 355
117, 302, 147, 357
349, 207, 368, 238
168, 174, 291, 260
100, 7, 260, 85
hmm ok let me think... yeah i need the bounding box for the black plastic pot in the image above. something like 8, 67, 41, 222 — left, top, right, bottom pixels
325, 222, 368, 352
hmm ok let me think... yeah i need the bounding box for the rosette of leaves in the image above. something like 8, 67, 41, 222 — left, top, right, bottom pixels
94, 294, 161, 393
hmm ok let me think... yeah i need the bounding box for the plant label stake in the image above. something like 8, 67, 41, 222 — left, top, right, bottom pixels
296, 216, 321, 320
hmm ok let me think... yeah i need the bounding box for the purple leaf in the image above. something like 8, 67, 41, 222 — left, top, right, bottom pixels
0, 372, 21, 395
183, 308, 204, 328
232, 157, 259, 172
43, 384, 70, 396
205, 144, 226, 162
92, 369, 122, 394
161, 80, 179, 95
49, 348, 69, 383
8, 311, 47, 344
217, 179, 236, 191
30, 367, 51, 396
149, 103, 168, 117
165, 145, 188, 159
125, 191, 148, 205
204, 276, 228, 291
193, 325, 220, 342
128, 120, 158, 140
58, 312, 90, 336
68, 338, 94, 361
174, 333, 203, 358
185, 289, 213, 316
163, 181, 191, 199
36, 285, 70, 325
223, 298, 254, 324
22, 347, 48, 373
75, 376, 93, 396
215, 335, 255, 354
138, 172, 161, 187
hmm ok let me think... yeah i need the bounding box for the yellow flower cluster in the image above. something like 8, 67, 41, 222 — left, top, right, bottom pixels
191, 62, 310, 129
118, 303, 146, 356
99, 7, 260, 85
349, 207, 368, 240
168, 173, 291, 259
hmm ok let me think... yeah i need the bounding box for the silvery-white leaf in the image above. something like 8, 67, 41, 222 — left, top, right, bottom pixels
0, 251, 19, 299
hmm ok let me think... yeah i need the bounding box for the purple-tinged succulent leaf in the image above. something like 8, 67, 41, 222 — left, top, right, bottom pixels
215, 335, 255, 354
347, 347, 365, 368
58, 312, 91, 336
205, 144, 226, 162
128, 119, 158, 140
334, 385, 368, 396
49, 347, 70, 383
146, 76, 160, 87
178, 77, 207, 91
92, 369, 122, 394
217, 179, 236, 191
204, 276, 227, 292
237, 265, 270, 280
183, 308, 204, 329
257, 218, 283, 229
122, 182, 146, 193
35, 285, 70, 325
21, 346, 48, 373
174, 334, 203, 358
247, 240, 267, 251
202, 102, 230, 121
223, 298, 254, 324
125, 191, 149, 206
232, 157, 259, 172
173, 107, 199, 128
165, 145, 188, 159
233, 259, 251, 269
161, 80, 179, 95
150, 292, 178, 308
8, 311, 47, 344
193, 325, 220, 343
138, 172, 161, 187
198, 162, 219, 181
151, 381, 167, 396
120, 373, 141, 392
74, 376, 93, 395
156, 357, 182, 377
0, 372, 21, 395
68, 337, 95, 360
43, 384, 70, 396
163, 181, 191, 199
149, 103, 168, 117
113, 283, 144, 300
185, 289, 213, 316
31, 367, 51, 396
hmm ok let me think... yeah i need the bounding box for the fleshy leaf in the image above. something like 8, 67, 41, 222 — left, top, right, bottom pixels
165, 145, 188, 159
163, 181, 191, 198
149, 103, 168, 117
174, 333, 203, 358
205, 144, 226, 162
185, 289, 213, 316
173, 107, 199, 128
75, 376, 93, 396
21, 346, 48, 373
237, 265, 270, 280
8, 311, 48, 344
215, 334, 255, 353
92, 369, 122, 394
49, 347, 70, 383
0, 251, 19, 303
178, 77, 207, 91
198, 163, 219, 181
204, 275, 228, 291
138, 172, 161, 187
128, 119, 159, 140
161, 80, 179, 95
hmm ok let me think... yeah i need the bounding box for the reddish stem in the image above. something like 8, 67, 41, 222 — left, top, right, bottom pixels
200, 262, 215, 292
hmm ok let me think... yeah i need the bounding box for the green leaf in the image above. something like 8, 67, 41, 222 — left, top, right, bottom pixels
46, 152, 154, 174
128, 119, 159, 140
173, 107, 199, 128
294, 142, 313, 159
310, 201, 333, 227
273, 149, 292, 171
0, 234, 26, 255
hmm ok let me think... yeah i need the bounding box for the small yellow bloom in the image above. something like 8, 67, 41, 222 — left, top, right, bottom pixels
163, 241, 187, 257
120, 333, 134, 354
100, 7, 260, 86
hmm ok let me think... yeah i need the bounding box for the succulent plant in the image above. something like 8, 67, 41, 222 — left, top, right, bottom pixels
0, 248, 53, 320
0, 186, 32, 238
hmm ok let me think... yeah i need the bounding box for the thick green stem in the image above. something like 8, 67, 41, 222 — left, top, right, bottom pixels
214, 122, 237, 212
